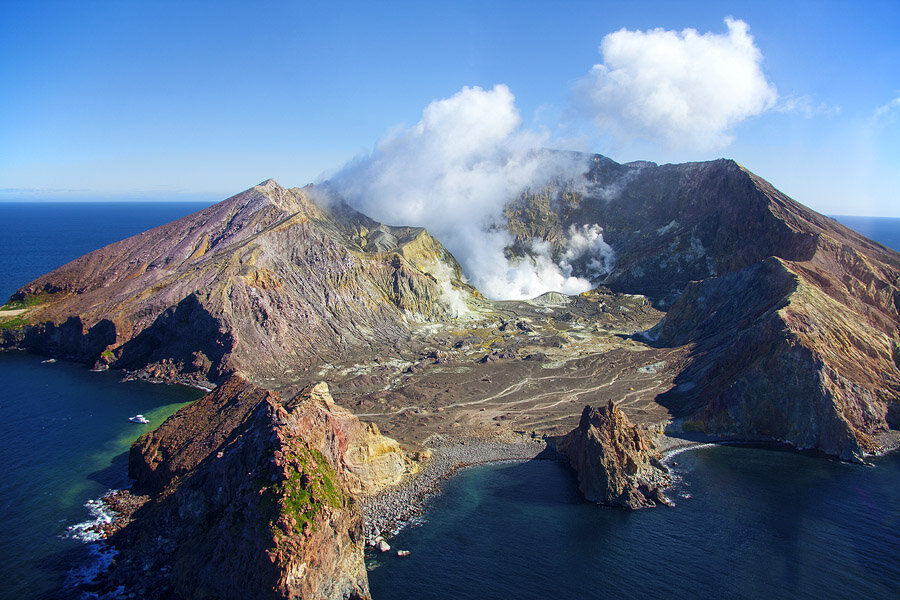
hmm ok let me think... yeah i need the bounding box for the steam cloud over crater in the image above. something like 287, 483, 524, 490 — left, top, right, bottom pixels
328, 85, 605, 300
323, 17, 776, 300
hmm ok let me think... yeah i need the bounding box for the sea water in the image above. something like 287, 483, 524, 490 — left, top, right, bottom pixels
0, 355, 203, 600
367, 450, 900, 599
0, 202, 209, 600
832, 215, 900, 252
0, 203, 898, 599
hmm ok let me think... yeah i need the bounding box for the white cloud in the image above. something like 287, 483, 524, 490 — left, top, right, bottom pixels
328, 85, 600, 300
774, 94, 841, 118
573, 17, 778, 150
874, 96, 900, 121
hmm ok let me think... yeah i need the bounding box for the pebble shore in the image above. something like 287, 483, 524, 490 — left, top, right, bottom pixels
361, 438, 550, 541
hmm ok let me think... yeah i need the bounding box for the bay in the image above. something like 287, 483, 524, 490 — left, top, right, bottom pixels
0, 353, 203, 600
367, 448, 900, 600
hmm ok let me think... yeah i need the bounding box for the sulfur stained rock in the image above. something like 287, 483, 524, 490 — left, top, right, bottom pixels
2, 179, 472, 388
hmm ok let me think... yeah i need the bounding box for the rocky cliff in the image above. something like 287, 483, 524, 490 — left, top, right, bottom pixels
112, 376, 410, 600
644, 173, 900, 461
0, 180, 472, 387
558, 402, 670, 509
504, 156, 900, 460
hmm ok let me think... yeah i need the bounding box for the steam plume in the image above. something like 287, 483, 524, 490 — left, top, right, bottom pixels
329, 85, 601, 300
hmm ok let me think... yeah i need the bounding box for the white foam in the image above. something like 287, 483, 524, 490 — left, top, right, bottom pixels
62, 492, 124, 598
662, 442, 717, 463
65, 494, 119, 543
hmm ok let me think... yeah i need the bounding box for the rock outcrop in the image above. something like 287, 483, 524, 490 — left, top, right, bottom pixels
114, 376, 411, 600
558, 402, 670, 509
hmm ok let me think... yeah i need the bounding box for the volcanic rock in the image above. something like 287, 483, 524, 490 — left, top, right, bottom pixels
558, 402, 670, 509
116, 376, 412, 599
504, 155, 900, 459
1, 179, 472, 387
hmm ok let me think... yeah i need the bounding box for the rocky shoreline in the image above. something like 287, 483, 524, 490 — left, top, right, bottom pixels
362, 431, 715, 543
361, 438, 550, 542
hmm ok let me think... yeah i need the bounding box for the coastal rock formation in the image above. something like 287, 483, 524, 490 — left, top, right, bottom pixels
558, 402, 670, 509
116, 376, 411, 599
644, 174, 900, 461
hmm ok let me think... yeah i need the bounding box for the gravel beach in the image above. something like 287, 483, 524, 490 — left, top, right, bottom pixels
361, 438, 550, 541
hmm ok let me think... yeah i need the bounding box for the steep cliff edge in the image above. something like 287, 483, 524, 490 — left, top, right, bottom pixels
108, 376, 410, 600
558, 402, 670, 509
648, 176, 900, 461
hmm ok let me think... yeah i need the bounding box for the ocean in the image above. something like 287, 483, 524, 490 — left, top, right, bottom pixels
367, 449, 900, 600
0, 202, 210, 600
0, 203, 898, 599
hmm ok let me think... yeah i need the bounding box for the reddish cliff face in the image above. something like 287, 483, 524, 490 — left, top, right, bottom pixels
115, 376, 413, 600
558, 402, 670, 509
650, 175, 900, 461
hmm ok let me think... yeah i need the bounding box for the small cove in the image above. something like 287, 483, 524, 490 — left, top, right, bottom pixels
367, 448, 900, 599
0, 352, 203, 600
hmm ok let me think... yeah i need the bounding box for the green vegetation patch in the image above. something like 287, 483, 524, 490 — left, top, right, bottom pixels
1, 292, 55, 311
270, 445, 345, 536
0, 315, 30, 330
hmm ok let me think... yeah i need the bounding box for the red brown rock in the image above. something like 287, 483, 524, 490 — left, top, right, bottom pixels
110, 376, 411, 599
558, 402, 670, 509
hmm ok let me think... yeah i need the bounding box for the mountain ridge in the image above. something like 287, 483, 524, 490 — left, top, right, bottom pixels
2, 153, 898, 463
5, 151, 900, 598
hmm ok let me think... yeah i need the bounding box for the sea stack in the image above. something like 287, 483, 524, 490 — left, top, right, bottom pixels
558, 402, 671, 509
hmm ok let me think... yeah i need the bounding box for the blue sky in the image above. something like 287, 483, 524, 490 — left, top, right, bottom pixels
1, 0, 898, 216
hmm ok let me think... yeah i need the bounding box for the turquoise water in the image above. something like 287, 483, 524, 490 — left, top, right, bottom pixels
367, 449, 900, 599
0, 353, 202, 600
0, 203, 897, 598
